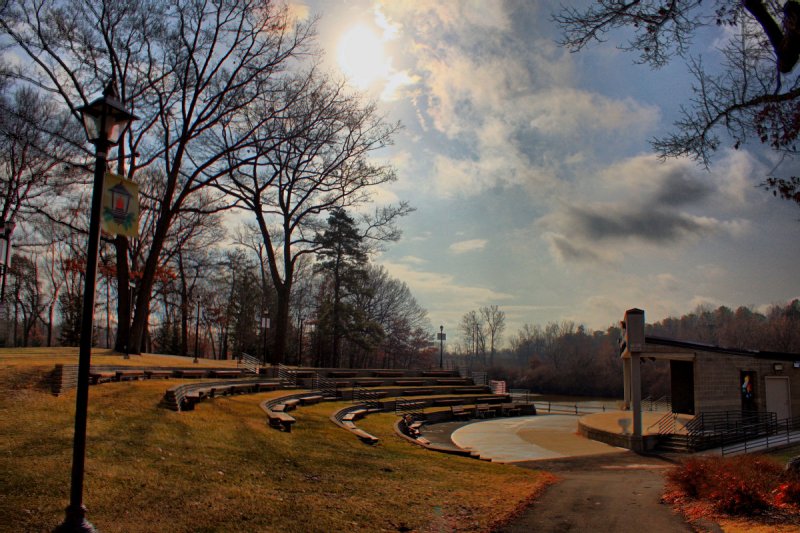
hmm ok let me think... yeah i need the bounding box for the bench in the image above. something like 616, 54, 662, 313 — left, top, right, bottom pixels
283, 399, 300, 411
268, 412, 296, 432
501, 403, 521, 416
475, 395, 509, 403
212, 370, 244, 378
402, 389, 435, 396
115, 370, 145, 381
355, 380, 383, 387
144, 370, 172, 379
299, 395, 324, 406
451, 405, 471, 420
89, 371, 115, 384
342, 409, 368, 422
351, 428, 379, 444
436, 378, 470, 385
394, 380, 425, 386
373, 371, 403, 377
175, 369, 207, 378
328, 371, 357, 378
421, 370, 456, 376
475, 404, 495, 418
229, 383, 254, 394
433, 397, 464, 406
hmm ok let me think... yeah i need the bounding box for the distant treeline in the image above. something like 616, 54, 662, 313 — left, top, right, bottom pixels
489, 300, 800, 398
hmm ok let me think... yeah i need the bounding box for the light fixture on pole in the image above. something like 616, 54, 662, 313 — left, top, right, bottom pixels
57, 80, 137, 533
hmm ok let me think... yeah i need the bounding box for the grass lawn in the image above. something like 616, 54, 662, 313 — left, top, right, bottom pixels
0, 350, 551, 532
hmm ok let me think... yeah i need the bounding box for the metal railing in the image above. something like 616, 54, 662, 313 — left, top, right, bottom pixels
312, 373, 338, 399
239, 352, 261, 374
277, 364, 296, 387
531, 401, 612, 415
684, 410, 778, 451
720, 415, 800, 455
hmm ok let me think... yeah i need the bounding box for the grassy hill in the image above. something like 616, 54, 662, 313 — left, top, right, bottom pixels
0, 349, 550, 532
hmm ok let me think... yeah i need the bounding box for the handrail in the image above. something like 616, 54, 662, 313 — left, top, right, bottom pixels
721, 415, 800, 455
239, 352, 261, 374
647, 411, 677, 434
685, 410, 779, 451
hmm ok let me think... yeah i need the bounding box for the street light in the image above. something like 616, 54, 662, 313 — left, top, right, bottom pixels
57, 80, 137, 533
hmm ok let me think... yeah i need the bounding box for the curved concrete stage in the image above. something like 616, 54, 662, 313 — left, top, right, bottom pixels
450, 414, 627, 463
578, 411, 694, 452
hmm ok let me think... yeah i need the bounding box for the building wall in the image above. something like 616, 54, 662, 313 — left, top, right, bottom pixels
693, 350, 798, 416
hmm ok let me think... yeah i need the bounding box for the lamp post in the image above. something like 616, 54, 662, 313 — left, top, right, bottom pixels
57, 80, 136, 533
261, 310, 270, 365
124, 280, 135, 359
297, 317, 304, 366
438, 325, 445, 369
194, 297, 201, 364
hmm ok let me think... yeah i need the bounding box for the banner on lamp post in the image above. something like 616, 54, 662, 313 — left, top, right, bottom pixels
101, 172, 139, 237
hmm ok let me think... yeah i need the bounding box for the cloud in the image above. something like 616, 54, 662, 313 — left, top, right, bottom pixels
449, 239, 488, 254
398, 255, 427, 265
379, 260, 515, 325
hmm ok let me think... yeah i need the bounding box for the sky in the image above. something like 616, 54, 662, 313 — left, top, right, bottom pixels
297, 0, 800, 346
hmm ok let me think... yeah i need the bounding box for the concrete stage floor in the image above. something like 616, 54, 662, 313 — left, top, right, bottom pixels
448, 411, 692, 463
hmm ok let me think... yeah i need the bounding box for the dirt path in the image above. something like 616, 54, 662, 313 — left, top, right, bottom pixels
494, 452, 711, 533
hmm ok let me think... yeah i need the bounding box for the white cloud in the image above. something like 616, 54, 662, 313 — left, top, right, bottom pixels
448, 239, 487, 254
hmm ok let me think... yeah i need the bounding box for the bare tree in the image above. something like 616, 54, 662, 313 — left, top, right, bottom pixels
219, 73, 408, 363
554, 1, 800, 206
1, 0, 315, 353
479, 305, 506, 367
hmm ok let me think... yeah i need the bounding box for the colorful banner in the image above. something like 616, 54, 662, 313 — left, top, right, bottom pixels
101, 172, 139, 237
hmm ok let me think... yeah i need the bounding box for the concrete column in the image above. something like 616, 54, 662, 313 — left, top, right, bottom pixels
631, 353, 642, 437
623, 358, 631, 409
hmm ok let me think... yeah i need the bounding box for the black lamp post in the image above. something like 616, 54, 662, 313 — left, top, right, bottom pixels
124, 280, 135, 360
57, 80, 136, 533
261, 310, 270, 365
438, 325, 445, 369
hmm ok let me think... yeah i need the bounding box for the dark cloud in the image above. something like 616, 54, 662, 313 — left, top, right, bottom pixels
548, 234, 604, 263
568, 206, 712, 243
653, 170, 714, 206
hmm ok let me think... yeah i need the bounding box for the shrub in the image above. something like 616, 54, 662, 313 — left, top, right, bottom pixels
666, 455, 785, 515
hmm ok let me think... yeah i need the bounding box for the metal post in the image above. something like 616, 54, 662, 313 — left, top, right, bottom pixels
439, 325, 444, 369
56, 140, 108, 533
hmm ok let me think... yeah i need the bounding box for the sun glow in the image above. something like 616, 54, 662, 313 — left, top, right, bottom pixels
337, 24, 390, 89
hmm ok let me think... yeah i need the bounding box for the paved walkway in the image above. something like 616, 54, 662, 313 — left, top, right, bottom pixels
420, 414, 702, 532
497, 452, 698, 532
